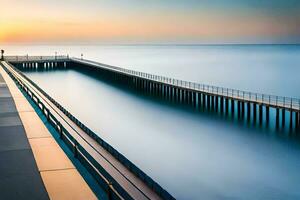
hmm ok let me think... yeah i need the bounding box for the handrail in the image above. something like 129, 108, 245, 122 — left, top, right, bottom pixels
4, 55, 69, 62
72, 57, 300, 111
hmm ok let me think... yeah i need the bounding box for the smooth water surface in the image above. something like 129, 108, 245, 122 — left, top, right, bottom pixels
5, 45, 300, 199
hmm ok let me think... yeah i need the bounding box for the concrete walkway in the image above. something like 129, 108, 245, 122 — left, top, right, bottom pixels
0, 64, 97, 200
0, 72, 49, 199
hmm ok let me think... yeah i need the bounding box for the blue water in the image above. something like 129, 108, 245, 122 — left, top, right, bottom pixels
5, 45, 300, 199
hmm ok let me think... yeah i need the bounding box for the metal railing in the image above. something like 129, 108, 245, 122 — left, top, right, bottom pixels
73, 58, 300, 111
6, 55, 300, 110
4, 55, 69, 62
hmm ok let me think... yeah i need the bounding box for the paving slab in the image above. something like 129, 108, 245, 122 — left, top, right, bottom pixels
0, 149, 49, 200
41, 169, 97, 200
0, 86, 11, 98
0, 112, 22, 127
0, 97, 17, 114
0, 125, 30, 152
29, 137, 75, 171
19, 112, 52, 139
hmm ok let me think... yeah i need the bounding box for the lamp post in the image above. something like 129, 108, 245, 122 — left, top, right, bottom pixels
1, 50, 4, 60
81, 53, 83, 60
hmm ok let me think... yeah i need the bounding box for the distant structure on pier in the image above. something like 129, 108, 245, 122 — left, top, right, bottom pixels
0, 50, 4, 60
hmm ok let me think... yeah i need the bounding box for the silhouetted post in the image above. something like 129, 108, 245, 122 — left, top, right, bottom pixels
1, 49, 4, 60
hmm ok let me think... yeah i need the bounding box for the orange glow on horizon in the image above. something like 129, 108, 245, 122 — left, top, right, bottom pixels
1, 1, 299, 44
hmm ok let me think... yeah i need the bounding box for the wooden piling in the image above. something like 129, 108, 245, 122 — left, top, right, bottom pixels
282, 109, 285, 127
225, 98, 229, 115
276, 108, 279, 129
215, 96, 219, 112
241, 102, 245, 119
259, 104, 263, 125
203, 94, 206, 109
220, 97, 224, 114
207, 95, 211, 110
193, 92, 197, 107
247, 102, 251, 122
211, 95, 216, 111
237, 101, 241, 119
290, 110, 293, 130
253, 103, 257, 123
197, 93, 201, 109
231, 99, 235, 116
296, 112, 299, 130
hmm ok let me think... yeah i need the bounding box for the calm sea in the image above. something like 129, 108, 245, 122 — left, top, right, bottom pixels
4, 45, 300, 199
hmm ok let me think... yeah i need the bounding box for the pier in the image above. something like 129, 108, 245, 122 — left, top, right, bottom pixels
2, 57, 174, 200
7, 55, 299, 131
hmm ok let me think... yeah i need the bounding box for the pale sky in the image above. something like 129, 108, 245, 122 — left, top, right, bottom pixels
1, 0, 300, 44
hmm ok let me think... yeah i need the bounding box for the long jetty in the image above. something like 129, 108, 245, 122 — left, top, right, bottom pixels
7, 55, 300, 130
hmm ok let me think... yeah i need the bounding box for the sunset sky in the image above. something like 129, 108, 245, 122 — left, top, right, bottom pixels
1, 0, 300, 44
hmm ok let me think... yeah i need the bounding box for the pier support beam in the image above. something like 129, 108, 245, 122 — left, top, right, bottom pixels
193, 92, 197, 107
207, 95, 211, 110
225, 98, 229, 115
231, 99, 235, 117
241, 102, 245, 119
237, 101, 241, 119
220, 97, 224, 114
203, 94, 206, 110
282, 109, 286, 127
215, 96, 219, 112
247, 102, 251, 122
259, 104, 263, 125
266, 106, 270, 125
290, 110, 293, 130
296, 112, 299, 131
197, 93, 201, 109
253, 103, 257, 124
276, 108, 280, 129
